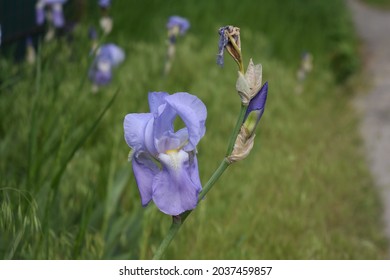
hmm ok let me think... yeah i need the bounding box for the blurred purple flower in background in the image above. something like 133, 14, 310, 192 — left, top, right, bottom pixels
88, 43, 125, 90
98, 44, 125, 67
98, 0, 111, 8
167, 16, 190, 36
164, 16, 190, 75
35, 0, 67, 28
124, 92, 207, 216
35, 1, 45, 25
51, 2, 65, 28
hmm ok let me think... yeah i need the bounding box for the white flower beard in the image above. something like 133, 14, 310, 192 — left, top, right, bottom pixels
158, 150, 189, 176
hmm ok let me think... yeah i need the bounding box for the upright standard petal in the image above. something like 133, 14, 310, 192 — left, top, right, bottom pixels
164, 92, 207, 151
148, 91, 169, 115
124, 113, 153, 151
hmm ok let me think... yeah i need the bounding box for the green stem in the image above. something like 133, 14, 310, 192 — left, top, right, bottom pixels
198, 159, 230, 201
152, 159, 230, 259
152, 216, 182, 260
225, 104, 247, 157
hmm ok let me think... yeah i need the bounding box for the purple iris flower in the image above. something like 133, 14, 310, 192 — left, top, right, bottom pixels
88, 57, 113, 86
243, 82, 268, 136
35, 0, 67, 27
98, 43, 125, 66
36, 4, 45, 25
88, 43, 125, 86
167, 16, 190, 35
124, 92, 207, 216
51, 4, 65, 28
98, 0, 111, 8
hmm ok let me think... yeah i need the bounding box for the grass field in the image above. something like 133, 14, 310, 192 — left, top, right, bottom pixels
0, 0, 388, 259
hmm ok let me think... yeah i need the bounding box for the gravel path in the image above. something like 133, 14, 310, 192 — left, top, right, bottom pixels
347, 0, 390, 252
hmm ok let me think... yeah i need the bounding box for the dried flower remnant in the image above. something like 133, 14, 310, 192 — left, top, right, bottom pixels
217, 26, 242, 68
124, 92, 207, 216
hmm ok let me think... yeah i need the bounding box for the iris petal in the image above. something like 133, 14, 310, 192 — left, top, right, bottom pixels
35, 7, 45, 25
52, 5, 65, 28
132, 153, 159, 206
245, 82, 268, 120
148, 92, 169, 115
153, 104, 176, 149
186, 152, 202, 192
167, 16, 190, 35
153, 150, 201, 215
164, 92, 207, 151
124, 113, 153, 151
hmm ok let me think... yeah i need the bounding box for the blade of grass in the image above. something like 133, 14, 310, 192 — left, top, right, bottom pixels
37, 89, 120, 258
27, 41, 42, 191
